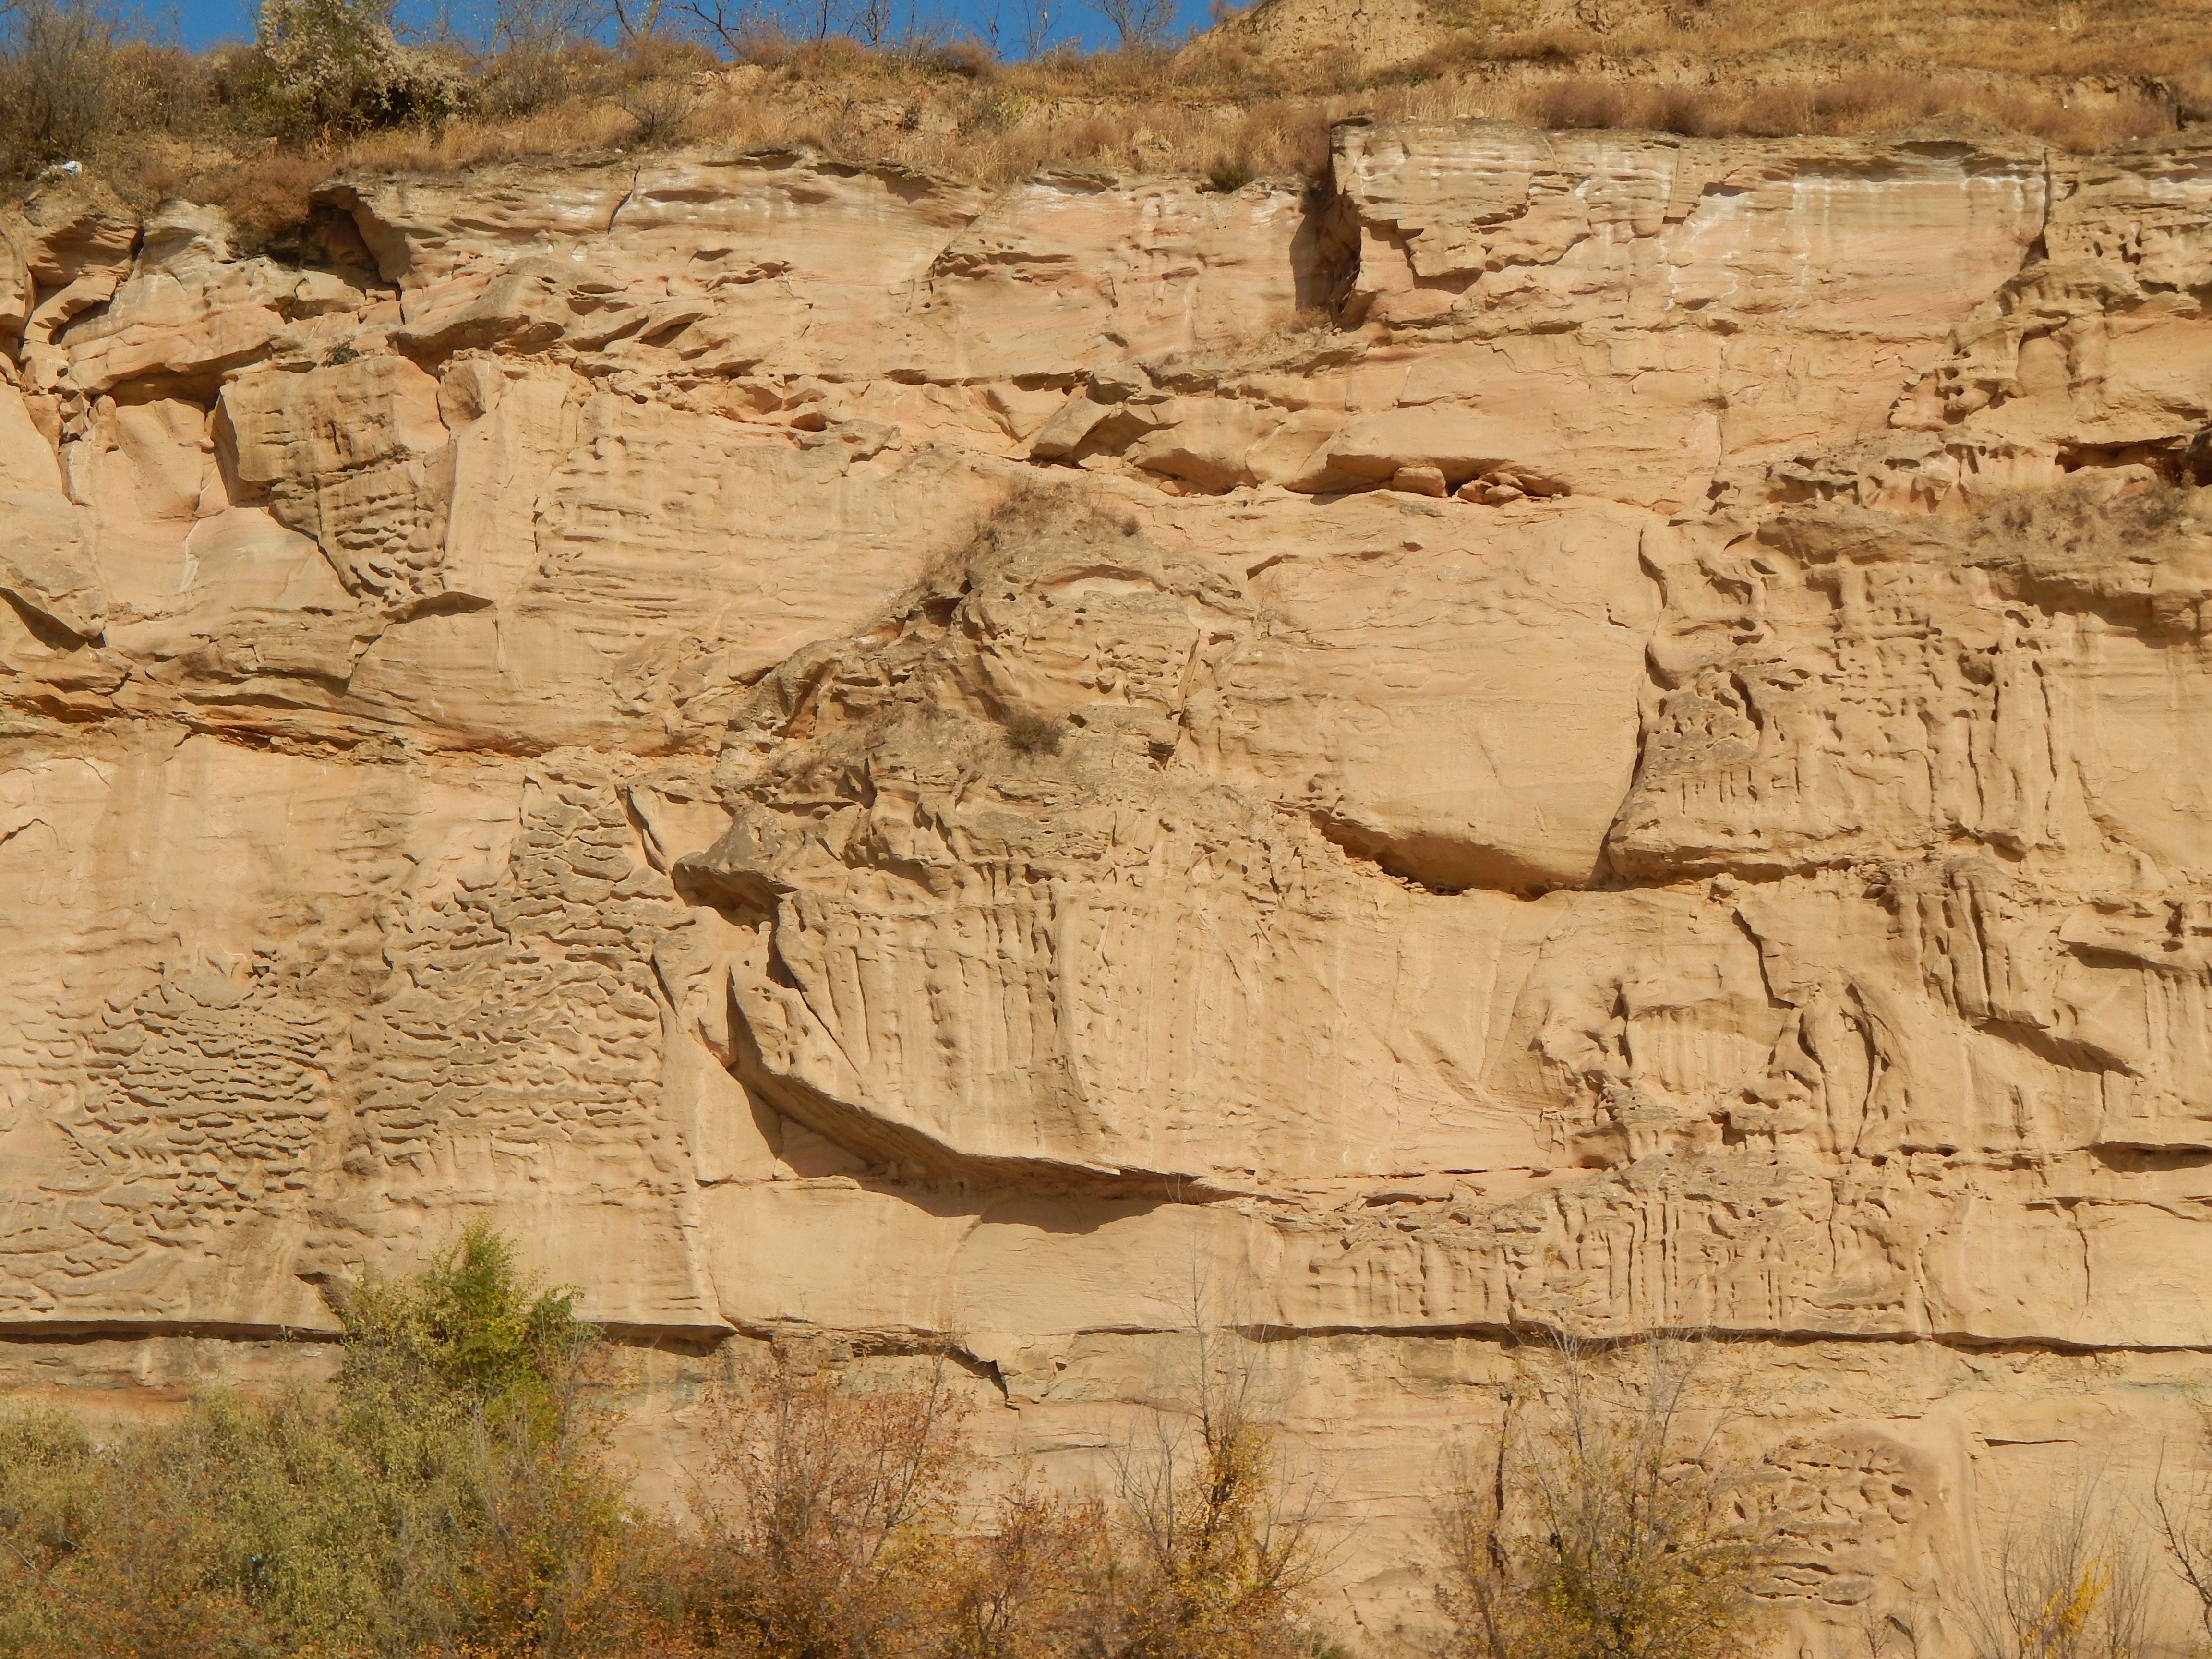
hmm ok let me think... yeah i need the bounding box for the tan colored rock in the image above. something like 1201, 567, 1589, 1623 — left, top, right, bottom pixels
1199, 493, 1658, 890
0, 382, 104, 637
219, 354, 452, 599
18, 120, 2212, 1653
0, 218, 29, 351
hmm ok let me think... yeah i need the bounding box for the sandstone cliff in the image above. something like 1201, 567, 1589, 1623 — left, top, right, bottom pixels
8, 121, 2212, 1646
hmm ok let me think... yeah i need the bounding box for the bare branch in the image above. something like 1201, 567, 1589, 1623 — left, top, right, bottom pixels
1433, 1333, 1784, 1659
1964, 1464, 2158, 1659
1089, 0, 1171, 50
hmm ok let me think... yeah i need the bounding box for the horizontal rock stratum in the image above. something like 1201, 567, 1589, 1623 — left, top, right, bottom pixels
9, 120, 2212, 1646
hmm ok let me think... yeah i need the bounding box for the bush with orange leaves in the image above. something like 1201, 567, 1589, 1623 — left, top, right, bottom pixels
1103, 1374, 1333, 1659
674, 1355, 1106, 1658
674, 1344, 1334, 1659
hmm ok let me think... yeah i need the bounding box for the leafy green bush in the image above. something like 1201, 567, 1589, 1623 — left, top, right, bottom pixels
340, 1216, 592, 1406
0, 1223, 674, 1659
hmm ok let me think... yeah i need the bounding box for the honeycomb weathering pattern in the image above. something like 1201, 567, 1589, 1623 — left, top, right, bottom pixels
7, 125, 2212, 1645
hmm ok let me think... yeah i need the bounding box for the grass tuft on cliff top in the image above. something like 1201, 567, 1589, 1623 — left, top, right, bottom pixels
2, 0, 2209, 241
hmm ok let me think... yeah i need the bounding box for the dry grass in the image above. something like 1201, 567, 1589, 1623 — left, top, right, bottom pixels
329, 61, 1346, 187
44, 0, 2212, 237
1507, 70, 2178, 151
322, 14, 2209, 192
185, 59, 2182, 214
1588, 0, 2212, 84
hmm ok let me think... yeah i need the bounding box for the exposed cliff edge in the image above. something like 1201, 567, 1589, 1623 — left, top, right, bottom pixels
10, 121, 2212, 1644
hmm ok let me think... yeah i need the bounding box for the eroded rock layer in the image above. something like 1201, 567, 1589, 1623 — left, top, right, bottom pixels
9, 121, 2212, 1647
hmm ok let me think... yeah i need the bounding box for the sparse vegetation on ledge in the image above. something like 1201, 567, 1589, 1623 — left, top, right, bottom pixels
1, 0, 2208, 242
11, 1233, 2206, 1659
0, 1227, 1809, 1659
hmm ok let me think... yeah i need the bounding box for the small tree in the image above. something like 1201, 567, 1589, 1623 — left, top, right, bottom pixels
1436, 1334, 1779, 1659
0, 1223, 667, 1659
691, 1348, 1133, 1659
1090, 0, 1173, 51
694, 1352, 978, 1656
942, 1475, 1114, 1659
1099, 1279, 1331, 1659
477, 0, 602, 112
1108, 1392, 1325, 1658
252, 0, 466, 137
339, 1216, 594, 1409
337, 1219, 641, 1658
2156, 1407, 2212, 1652
672, 0, 832, 49
0, 0, 114, 176
607, 0, 666, 39
1971, 1473, 2156, 1659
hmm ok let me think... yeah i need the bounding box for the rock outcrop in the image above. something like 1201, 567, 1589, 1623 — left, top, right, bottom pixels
10, 120, 2212, 1647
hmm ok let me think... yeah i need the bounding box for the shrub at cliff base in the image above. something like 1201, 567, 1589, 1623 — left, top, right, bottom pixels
675, 1352, 1332, 1658
0, 1235, 1841, 1659
0, 1221, 678, 1659
0, 1226, 1339, 1659
1434, 1338, 1781, 1659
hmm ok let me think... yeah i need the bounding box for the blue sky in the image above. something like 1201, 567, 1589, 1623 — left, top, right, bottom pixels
158, 0, 1218, 54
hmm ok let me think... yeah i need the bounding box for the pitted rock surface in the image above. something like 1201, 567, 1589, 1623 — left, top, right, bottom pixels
11, 124, 2212, 1648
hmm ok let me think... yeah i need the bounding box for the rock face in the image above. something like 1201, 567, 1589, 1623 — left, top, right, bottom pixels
11, 121, 2212, 1645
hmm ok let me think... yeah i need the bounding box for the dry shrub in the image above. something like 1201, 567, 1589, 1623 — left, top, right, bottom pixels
621, 33, 724, 79
1964, 474, 2212, 634
1065, 112, 1122, 162
1990, 86, 2174, 150
0, 1223, 1359, 1659
2156, 1402, 2212, 1651
107, 42, 213, 141
1204, 147, 1256, 190
188, 153, 336, 241
1003, 709, 1065, 753
784, 33, 874, 76
478, 48, 584, 117
0, 0, 117, 177
685, 1355, 1116, 1657
1107, 1374, 1328, 1659
39, 0, 2212, 201
618, 76, 702, 144
680, 1304, 1330, 1659
341, 96, 634, 171
0, 1224, 1335, 1659
11, 0, 2212, 203
1482, 25, 1599, 63
2177, 63, 2212, 123
1492, 67, 2186, 150
1970, 1474, 2159, 1659
0, 1402, 335, 1659
1654, 0, 2208, 82
108, 152, 192, 208
1436, 1336, 1781, 1659
925, 36, 998, 78
693, 1358, 976, 1653
1519, 78, 1628, 130
1642, 84, 1718, 137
